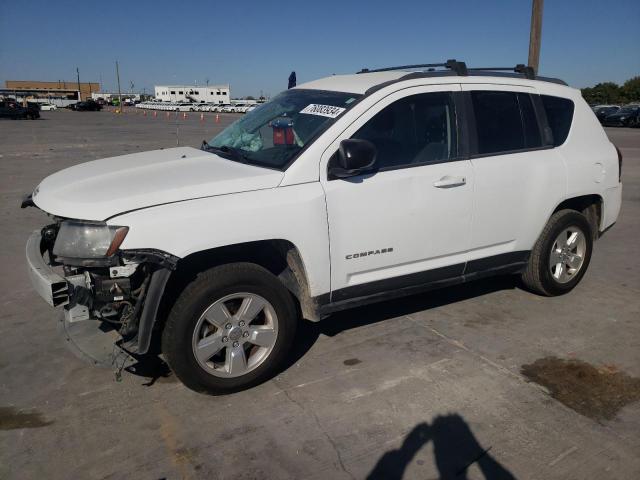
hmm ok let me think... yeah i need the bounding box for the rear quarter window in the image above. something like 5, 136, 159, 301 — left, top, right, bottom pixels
541, 95, 574, 146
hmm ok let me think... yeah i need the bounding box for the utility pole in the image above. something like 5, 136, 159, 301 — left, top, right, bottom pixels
116, 61, 123, 112
528, 0, 544, 74
76, 67, 81, 101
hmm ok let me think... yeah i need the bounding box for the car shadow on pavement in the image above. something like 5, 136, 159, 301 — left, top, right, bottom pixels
368, 414, 517, 480
284, 275, 519, 372
125, 353, 175, 386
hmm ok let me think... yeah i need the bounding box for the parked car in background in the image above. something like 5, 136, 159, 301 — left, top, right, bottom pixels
175, 103, 196, 112
196, 103, 214, 112
74, 100, 102, 111
594, 105, 620, 123
40, 103, 58, 111
602, 105, 640, 127
0, 100, 39, 119
26, 102, 42, 118
220, 104, 239, 113
212, 104, 230, 112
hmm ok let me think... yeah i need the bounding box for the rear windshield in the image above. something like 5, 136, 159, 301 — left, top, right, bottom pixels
541, 95, 575, 146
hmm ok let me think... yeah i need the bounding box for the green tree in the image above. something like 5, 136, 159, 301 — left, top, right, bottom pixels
581, 82, 622, 105
621, 77, 640, 103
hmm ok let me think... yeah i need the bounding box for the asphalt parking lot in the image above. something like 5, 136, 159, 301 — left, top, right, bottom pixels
1, 109, 639, 480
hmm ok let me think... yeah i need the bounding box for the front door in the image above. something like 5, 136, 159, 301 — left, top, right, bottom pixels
322, 85, 474, 302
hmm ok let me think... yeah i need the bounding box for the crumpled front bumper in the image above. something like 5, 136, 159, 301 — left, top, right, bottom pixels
26, 230, 69, 307
25, 230, 175, 364
25, 230, 132, 367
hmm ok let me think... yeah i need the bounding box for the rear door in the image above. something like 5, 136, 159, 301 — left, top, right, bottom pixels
460, 84, 566, 266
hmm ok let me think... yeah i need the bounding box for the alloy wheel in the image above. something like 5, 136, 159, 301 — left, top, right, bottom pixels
549, 227, 587, 283
191, 293, 278, 378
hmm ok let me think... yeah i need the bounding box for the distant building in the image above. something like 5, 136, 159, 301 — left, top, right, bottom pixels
154, 85, 230, 103
4, 80, 100, 102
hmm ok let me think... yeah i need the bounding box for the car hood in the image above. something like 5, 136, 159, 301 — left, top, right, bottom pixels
33, 146, 284, 220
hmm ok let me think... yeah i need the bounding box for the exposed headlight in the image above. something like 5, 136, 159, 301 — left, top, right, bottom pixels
53, 221, 129, 258
619, 116, 626, 121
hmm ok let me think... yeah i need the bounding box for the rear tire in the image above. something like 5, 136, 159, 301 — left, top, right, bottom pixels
162, 263, 297, 394
521, 209, 593, 296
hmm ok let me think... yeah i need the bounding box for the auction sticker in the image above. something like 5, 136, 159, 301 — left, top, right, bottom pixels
300, 104, 346, 118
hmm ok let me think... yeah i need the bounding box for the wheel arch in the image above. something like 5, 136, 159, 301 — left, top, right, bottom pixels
155, 239, 318, 345
552, 194, 603, 239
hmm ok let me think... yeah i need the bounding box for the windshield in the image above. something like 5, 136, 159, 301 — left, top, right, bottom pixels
206, 89, 361, 170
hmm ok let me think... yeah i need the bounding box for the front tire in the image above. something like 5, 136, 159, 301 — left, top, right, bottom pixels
521, 209, 593, 296
162, 263, 297, 394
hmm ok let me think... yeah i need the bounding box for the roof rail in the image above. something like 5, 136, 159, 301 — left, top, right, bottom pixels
467, 64, 536, 80
358, 59, 468, 76
358, 60, 541, 81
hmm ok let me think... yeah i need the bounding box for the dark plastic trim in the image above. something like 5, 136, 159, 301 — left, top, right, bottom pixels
317, 251, 530, 315
135, 268, 171, 355
331, 263, 464, 303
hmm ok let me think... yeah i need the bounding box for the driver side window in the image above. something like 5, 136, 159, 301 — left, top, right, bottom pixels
351, 92, 458, 170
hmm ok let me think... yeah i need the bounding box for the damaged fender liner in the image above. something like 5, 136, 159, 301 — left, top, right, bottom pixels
135, 268, 171, 354
121, 248, 179, 271
122, 249, 179, 354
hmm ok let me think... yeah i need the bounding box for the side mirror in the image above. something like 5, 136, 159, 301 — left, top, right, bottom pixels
329, 139, 377, 179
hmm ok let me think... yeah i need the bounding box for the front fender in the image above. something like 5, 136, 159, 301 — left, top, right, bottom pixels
109, 183, 331, 298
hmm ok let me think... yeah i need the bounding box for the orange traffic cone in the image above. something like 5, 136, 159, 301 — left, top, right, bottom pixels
153, 111, 157, 118
183, 112, 187, 119
166, 112, 170, 119
200, 113, 204, 122
143, 110, 147, 117
215, 114, 220, 124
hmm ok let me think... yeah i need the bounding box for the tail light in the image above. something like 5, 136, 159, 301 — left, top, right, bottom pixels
615, 145, 623, 182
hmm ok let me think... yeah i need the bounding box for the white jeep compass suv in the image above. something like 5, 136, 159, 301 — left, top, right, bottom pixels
24, 60, 622, 394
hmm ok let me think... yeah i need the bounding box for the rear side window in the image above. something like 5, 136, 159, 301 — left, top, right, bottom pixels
471, 91, 543, 155
541, 95, 574, 146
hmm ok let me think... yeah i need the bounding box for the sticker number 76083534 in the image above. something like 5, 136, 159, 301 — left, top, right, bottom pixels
299, 104, 346, 118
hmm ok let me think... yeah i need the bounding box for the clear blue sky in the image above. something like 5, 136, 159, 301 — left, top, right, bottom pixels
1, 0, 638, 98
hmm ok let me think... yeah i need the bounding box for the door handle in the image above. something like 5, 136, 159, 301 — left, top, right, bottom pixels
433, 175, 466, 188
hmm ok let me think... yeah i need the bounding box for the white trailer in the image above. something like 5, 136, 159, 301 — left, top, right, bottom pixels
154, 85, 231, 103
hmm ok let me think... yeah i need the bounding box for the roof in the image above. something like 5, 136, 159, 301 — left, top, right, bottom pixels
295, 68, 570, 96
296, 72, 407, 95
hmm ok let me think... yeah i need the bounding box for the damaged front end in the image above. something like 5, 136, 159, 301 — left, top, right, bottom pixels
26, 220, 178, 369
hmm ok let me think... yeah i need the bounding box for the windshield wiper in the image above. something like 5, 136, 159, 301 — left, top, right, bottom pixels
202, 142, 248, 163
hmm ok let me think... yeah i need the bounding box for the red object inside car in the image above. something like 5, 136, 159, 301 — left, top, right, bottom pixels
273, 127, 294, 145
